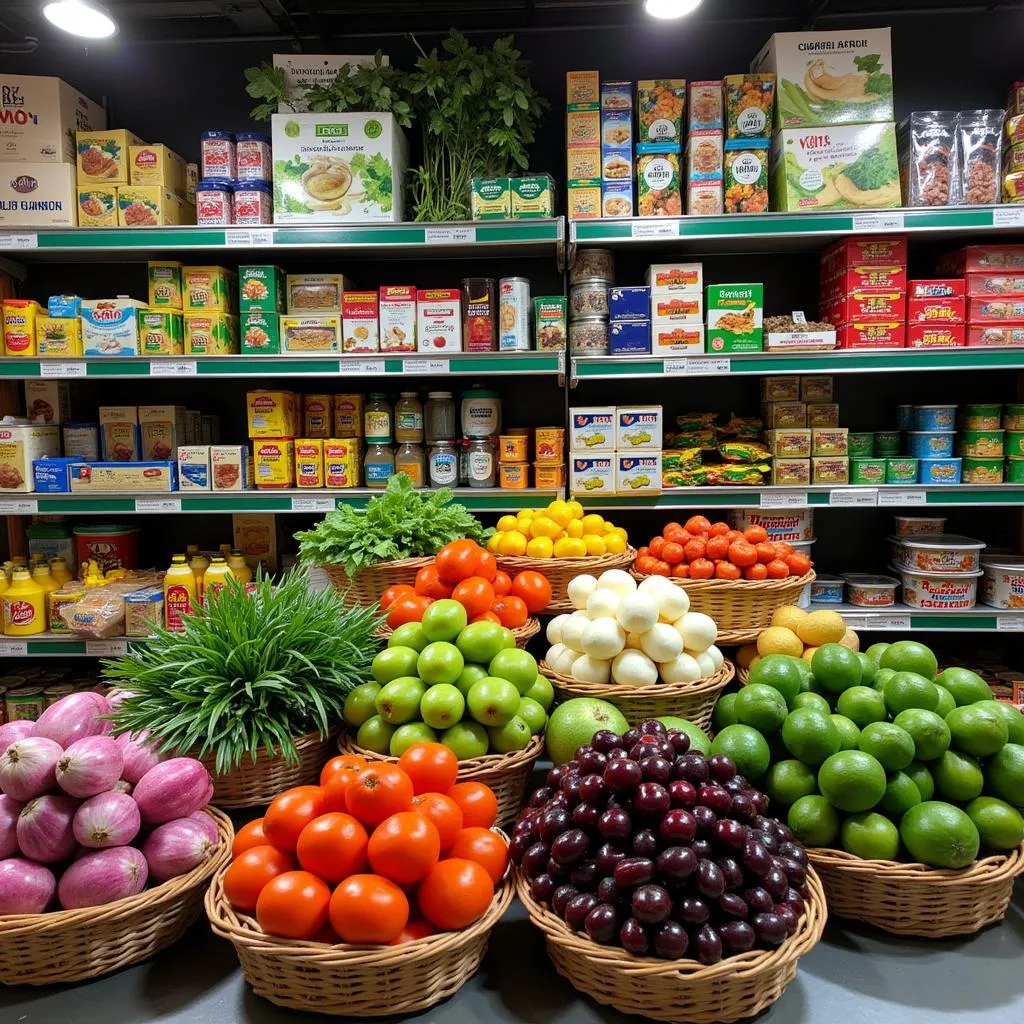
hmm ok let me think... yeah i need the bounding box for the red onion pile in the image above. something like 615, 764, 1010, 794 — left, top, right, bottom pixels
0, 691, 218, 915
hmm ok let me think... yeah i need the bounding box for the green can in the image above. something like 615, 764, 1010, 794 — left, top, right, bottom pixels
963, 404, 1002, 430
875, 431, 902, 456
961, 429, 1004, 458
1004, 404, 1024, 430
1006, 431, 1024, 457
1007, 456, 1024, 482
886, 458, 919, 483
848, 432, 875, 457
851, 458, 885, 484
963, 457, 1004, 484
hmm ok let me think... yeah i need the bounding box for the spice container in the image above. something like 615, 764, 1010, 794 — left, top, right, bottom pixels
570, 281, 609, 318
200, 131, 236, 180
425, 392, 456, 444
466, 438, 497, 487
195, 180, 234, 226
570, 316, 609, 355
461, 389, 501, 438
842, 574, 900, 607
498, 277, 531, 352
462, 277, 497, 352
395, 442, 426, 487
499, 463, 529, 488
429, 440, 459, 488
235, 132, 271, 182
233, 181, 272, 225
874, 431, 902, 456
570, 249, 614, 284
809, 575, 845, 604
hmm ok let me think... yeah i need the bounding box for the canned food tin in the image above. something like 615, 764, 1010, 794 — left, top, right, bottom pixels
896, 405, 915, 430
570, 316, 609, 354
5, 685, 44, 722
961, 429, 1004, 457
570, 280, 609, 318
963, 404, 1002, 430
848, 432, 874, 457
908, 431, 955, 459
570, 248, 614, 284
962, 457, 1003, 484
43, 683, 74, 707
885, 458, 919, 483
499, 434, 529, 462
1004, 404, 1024, 430
914, 405, 957, 431
851, 458, 886, 484
533, 462, 565, 488
499, 462, 529, 488
499, 277, 531, 351
919, 457, 962, 484
874, 431, 902, 456
1007, 456, 1024, 482
535, 427, 566, 463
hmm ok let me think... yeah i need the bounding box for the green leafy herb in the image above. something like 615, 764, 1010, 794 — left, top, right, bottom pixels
864, 71, 893, 99
245, 63, 289, 121
305, 53, 413, 127
105, 568, 382, 775
295, 474, 490, 575
854, 54, 882, 75
844, 143, 897, 192
350, 152, 394, 212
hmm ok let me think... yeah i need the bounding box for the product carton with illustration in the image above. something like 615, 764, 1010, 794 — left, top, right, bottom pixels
770, 122, 901, 211
0, 75, 106, 163
0, 164, 76, 226
753, 29, 894, 130
271, 113, 408, 223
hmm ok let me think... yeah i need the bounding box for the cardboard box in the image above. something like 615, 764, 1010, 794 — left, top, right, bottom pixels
510, 174, 555, 218
280, 314, 342, 354
772, 458, 811, 486
232, 513, 279, 571
616, 453, 662, 495
652, 322, 704, 353
99, 406, 139, 462
836, 321, 906, 349
812, 456, 850, 484
81, 297, 146, 356
907, 323, 966, 348
137, 310, 184, 356
184, 312, 240, 355
177, 445, 211, 490
148, 262, 183, 309
470, 177, 511, 220
379, 286, 417, 352
646, 263, 703, 293
324, 438, 361, 487
601, 80, 632, 112
566, 110, 601, 147
0, 164, 76, 226
212, 446, 251, 490
23, 381, 69, 426
239, 265, 285, 312
769, 429, 811, 457
35, 316, 81, 357
652, 293, 702, 322
32, 456, 79, 493
801, 376, 834, 402
0, 419, 59, 491
601, 180, 633, 218
295, 439, 324, 488
566, 71, 600, 109
570, 407, 615, 451
570, 453, 614, 495
910, 278, 965, 299
247, 390, 299, 439
138, 405, 186, 461
763, 402, 807, 428
608, 319, 650, 354
240, 311, 280, 354
0, 75, 106, 162
822, 235, 908, 269
812, 427, 848, 456
254, 438, 296, 488
286, 273, 350, 313
76, 184, 117, 227
416, 289, 462, 352
637, 80, 686, 146
616, 406, 663, 450
124, 586, 163, 637
636, 150, 681, 217
342, 292, 379, 352
707, 283, 764, 354
183, 266, 236, 312
69, 461, 177, 492
76, 129, 145, 185
567, 182, 601, 220
907, 295, 966, 323
118, 185, 188, 226
761, 376, 801, 402
271, 54, 385, 113
128, 144, 186, 192
808, 403, 841, 427
270, 113, 408, 223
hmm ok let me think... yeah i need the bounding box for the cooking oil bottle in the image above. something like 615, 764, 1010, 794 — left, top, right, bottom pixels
48, 558, 73, 586
189, 553, 210, 594
202, 555, 232, 606
0, 568, 9, 599
164, 554, 198, 631
227, 550, 252, 585
31, 565, 59, 628
3, 568, 46, 636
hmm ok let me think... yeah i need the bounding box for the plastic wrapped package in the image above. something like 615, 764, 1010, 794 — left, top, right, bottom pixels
57, 575, 161, 638
898, 111, 957, 206
958, 109, 1004, 205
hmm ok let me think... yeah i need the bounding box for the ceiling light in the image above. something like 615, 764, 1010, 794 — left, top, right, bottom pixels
644, 0, 703, 18
42, 0, 118, 39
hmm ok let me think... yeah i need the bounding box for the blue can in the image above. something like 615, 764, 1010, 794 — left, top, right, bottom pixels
920, 457, 962, 484
608, 286, 651, 322
896, 404, 915, 430
608, 319, 651, 354
907, 431, 955, 459
914, 405, 957, 431
810, 575, 845, 604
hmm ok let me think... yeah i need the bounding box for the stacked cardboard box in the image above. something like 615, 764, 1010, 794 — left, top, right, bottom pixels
566, 71, 602, 221
763, 376, 845, 484
647, 262, 704, 354
938, 245, 1024, 347
569, 406, 663, 496
637, 80, 685, 217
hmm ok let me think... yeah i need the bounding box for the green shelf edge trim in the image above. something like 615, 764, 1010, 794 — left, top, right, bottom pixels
908, 614, 998, 629
37, 498, 136, 512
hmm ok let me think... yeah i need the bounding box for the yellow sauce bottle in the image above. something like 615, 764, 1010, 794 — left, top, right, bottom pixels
227, 551, 252, 585
3, 568, 46, 636
189, 554, 209, 595
0, 569, 9, 599
164, 554, 198, 631
202, 556, 233, 606
49, 558, 73, 586
31, 565, 60, 629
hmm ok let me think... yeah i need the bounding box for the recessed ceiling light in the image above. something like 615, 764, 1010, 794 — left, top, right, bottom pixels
644, 0, 703, 18
42, 0, 118, 39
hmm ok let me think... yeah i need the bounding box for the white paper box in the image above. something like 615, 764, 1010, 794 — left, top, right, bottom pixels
570, 407, 616, 451
616, 453, 662, 495
0, 163, 76, 226
570, 453, 615, 496
272, 55, 387, 113
616, 406, 663, 450
0, 76, 106, 163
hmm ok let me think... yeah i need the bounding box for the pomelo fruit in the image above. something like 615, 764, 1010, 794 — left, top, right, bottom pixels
936, 667, 991, 707
757, 626, 802, 658
900, 801, 980, 868
817, 749, 887, 812
747, 654, 805, 708
656, 717, 711, 756
545, 698, 628, 766
841, 812, 900, 860
864, 642, 890, 666
879, 640, 938, 681
792, 692, 830, 715
933, 685, 956, 720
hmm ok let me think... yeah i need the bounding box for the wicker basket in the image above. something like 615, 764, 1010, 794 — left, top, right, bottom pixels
499, 548, 637, 613
377, 616, 540, 649
0, 807, 233, 986
633, 570, 815, 644
201, 729, 339, 809
320, 557, 433, 607
206, 848, 515, 1016
807, 844, 1024, 937
339, 733, 543, 824
516, 865, 826, 1023
540, 660, 734, 731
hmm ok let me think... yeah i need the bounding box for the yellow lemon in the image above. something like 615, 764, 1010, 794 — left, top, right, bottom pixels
609, 526, 629, 544
566, 520, 584, 538
771, 605, 808, 633
796, 610, 848, 647
604, 533, 627, 555
756, 626, 803, 658
517, 508, 535, 520
567, 500, 584, 520
553, 537, 588, 558
581, 514, 606, 536
583, 534, 607, 556
486, 533, 502, 552
498, 531, 528, 556
839, 627, 860, 652
547, 500, 573, 527
736, 643, 759, 669
526, 536, 554, 558
497, 514, 518, 533
530, 516, 562, 540
802, 646, 818, 664
557, 530, 568, 540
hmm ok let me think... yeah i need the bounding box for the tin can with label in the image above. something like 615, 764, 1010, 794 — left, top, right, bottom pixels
499, 277, 531, 351
303, 395, 333, 439
295, 439, 324, 488
462, 278, 497, 351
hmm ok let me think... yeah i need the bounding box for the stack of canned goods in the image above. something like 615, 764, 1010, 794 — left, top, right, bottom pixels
196, 130, 273, 226
1, 666, 104, 724
462, 276, 534, 352
569, 248, 614, 355
498, 427, 567, 489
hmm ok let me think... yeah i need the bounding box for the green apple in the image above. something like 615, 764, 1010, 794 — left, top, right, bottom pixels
389, 722, 437, 757
417, 641, 465, 686
421, 599, 468, 643
456, 621, 506, 665
343, 682, 381, 727
467, 677, 521, 727
489, 716, 532, 753
455, 663, 489, 698
356, 715, 395, 754
371, 645, 420, 684
389, 621, 429, 652
517, 696, 547, 735
441, 721, 489, 760
420, 683, 466, 730
489, 648, 539, 695
498, 627, 516, 650
375, 676, 427, 724
524, 674, 554, 711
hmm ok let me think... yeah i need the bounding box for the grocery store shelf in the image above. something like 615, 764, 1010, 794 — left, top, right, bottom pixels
833, 604, 1023, 633
572, 346, 1024, 380
0, 635, 143, 658
569, 205, 1024, 254
0, 350, 564, 380
575, 484, 1024, 510
0, 219, 565, 263
0, 488, 559, 515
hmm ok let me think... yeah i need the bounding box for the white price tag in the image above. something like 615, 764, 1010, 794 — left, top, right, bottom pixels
997, 615, 1024, 632
40, 361, 86, 378
865, 614, 911, 631
425, 225, 475, 244
291, 496, 336, 513
86, 639, 127, 656
760, 490, 808, 508
878, 489, 927, 506
0, 233, 37, 250
852, 212, 904, 231
663, 358, 689, 374
150, 360, 197, 377
404, 358, 449, 375
557, 351, 566, 375
631, 220, 677, 239
662, 357, 730, 375
0, 641, 28, 657
135, 498, 182, 513
224, 228, 274, 246
341, 358, 385, 375
993, 207, 1024, 227
0, 499, 37, 514
792, 310, 807, 325
829, 488, 878, 506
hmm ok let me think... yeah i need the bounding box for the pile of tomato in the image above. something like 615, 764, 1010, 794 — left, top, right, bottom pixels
381, 538, 552, 631
223, 743, 507, 945
634, 516, 813, 582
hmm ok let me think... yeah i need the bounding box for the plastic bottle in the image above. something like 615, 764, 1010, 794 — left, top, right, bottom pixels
31, 565, 59, 628
48, 558, 73, 586
2, 568, 46, 636
202, 556, 233, 606
227, 551, 252, 585
189, 553, 210, 594
164, 554, 198, 631
0, 568, 9, 599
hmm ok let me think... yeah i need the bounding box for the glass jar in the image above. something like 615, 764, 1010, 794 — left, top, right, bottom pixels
364, 393, 392, 442
429, 441, 459, 488
395, 442, 426, 487
395, 392, 424, 443
458, 440, 470, 486
461, 388, 502, 438
425, 391, 456, 444
364, 442, 395, 489
467, 438, 497, 488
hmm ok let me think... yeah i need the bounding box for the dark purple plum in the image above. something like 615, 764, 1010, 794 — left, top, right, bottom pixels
604, 758, 643, 793
584, 903, 619, 944
528, 786, 554, 808
676, 896, 710, 925
779, 842, 808, 867
631, 829, 658, 859
657, 846, 697, 883
578, 774, 606, 805
774, 903, 799, 936
529, 874, 556, 904
690, 839, 714, 860
572, 802, 600, 830
631, 884, 672, 924
695, 860, 726, 899
753, 913, 788, 947
641, 756, 674, 785
730, 794, 755, 822
620, 917, 650, 956
565, 893, 600, 931
659, 808, 697, 844
634, 782, 670, 815
653, 920, 689, 960
577, 750, 609, 776
537, 807, 572, 844
713, 819, 748, 850
743, 887, 775, 916
622, 727, 641, 747
639, 719, 667, 736
521, 842, 550, 878
718, 893, 748, 919
719, 920, 756, 953
570, 859, 599, 890
694, 924, 723, 965
776, 821, 795, 843
595, 842, 626, 875
613, 856, 656, 888
674, 753, 709, 784
716, 857, 744, 891
785, 889, 806, 917
596, 876, 620, 905
591, 730, 621, 754
763, 867, 789, 900
550, 829, 590, 866
668, 780, 697, 809
598, 807, 632, 841
546, 857, 568, 880
692, 805, 717, 836
707, 754, 737, 782
551, 884, 577, 917
742, 838, 772, 877
667, 730, 691, 755
780, 857, 807, 890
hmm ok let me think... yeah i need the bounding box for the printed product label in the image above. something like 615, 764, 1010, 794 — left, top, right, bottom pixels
468, 450, 494, 482
365, 410, 391, 440
165, 584, 192, 631
431, 452, 457, 485
731, 152, 764, 185
642, 158, 674, 190
365, 461, 392, 483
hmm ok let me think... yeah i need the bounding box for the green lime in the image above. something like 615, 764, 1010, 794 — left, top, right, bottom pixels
936, 666, 992, 707
933, 685, 956, 720
712, 692, 739, 733
658, 717, 711, 755
817, 750, 887, 812
841, 811, 900, 860
856, 652, 877, 685
972, 700, 1024, 745
709, 725, 771, 780
877, 770, 923, 820
811, 644, 863, 694
763, 759, 818, 806
836, 686, 888, 727
736, 684, 789, 733
782, 707, 842, 766
905, 760, 935, 801
865, 642, 890, 667
945, 704, 1009, 758
880, 640, 938, 681
900, 801, 980, 868
858, 722, 916, 771
788, 795, 840, 847
872, 667, 896, 693
792, 692, 831, 714
965, 796, 1024, 851
747, 655, 805, 708
933, 749, 985, 802
892, 708, 950, 761
884, 671, 939, 716
985, 742, 1024, 805
831, 714, 861, 751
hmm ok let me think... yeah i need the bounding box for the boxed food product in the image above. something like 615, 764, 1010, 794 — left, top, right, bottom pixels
601, 179, 634, 218
0, 420, 59, 491
968, 297, 1024, 322
32, 456, 79, 493
724, 75, 776, 140
812, 427, 848, 456
959, 109, 1003, 205
801, 375, 834, 402
470, 177, 511, 220
124, 586, 163, 638
762, 376, 801, 402
608, 287, 651, 321
0, 164, 77, 226
616, 453, 662, 495
602, 111, 632, 153
270, 113, 409, 223
823, 290, 906, 325
324, 438, 361, 487
3, 299, 41, 356
341, 292, 379, 352
510, 174, 555, 218
280, 314, 342, 354
652, 293, 702, 322
570, 407, 614, 451
211, 445, 251, 490
812, 456, 850, 484
808, 403, 841, 427
76, 129, 145, 185
139, 405, 186, 461
294, 439, 324, 488
287, 273, 350, 314
637, 80, 686, 145
570, 454, 614, 495
602, 81, 632, 111
148, 262, 182, 309
534, 297, 567, 351
567, 183, 602, 221
688, 81, 724, 132
706, 283, 763, 353
898, 111, 957, 206
617, 406, 663, 450
753, 28, 895, 130
333, 394, 364, 438
247, 390, 299, 439
653, 322, 704, 353
772, 458, 810, 486
81, 297, 146, 356
416, 289, 462, 352
687, 180, 724, 215
646, 263, 703, 293
254, 438, 296, 488
177, 446, 211, 490
76, 185, 117, 227
24, 381, 69, 426
762, 402, 807, 428
938, 245, 1024, 273
0, 75, 106, 162
240, 312, 280, 354
823, 264, 907, 294
183, 266, 236, 313
967, 273, 1024, 297
128, 144, 186, 192
303, 395, 333, 438
137, 310, 184, 356
822, 235, 908, 269
685, 131, 724, 182
567, 110, 601, 147
232, 513, 279, 571
184, 312, 240, 355
608, 319, 650, 355
770, 122, 901, 212
724, 141, 770, 214
567, 149, 601, 180
118, 187, 188, 229
69, 461, 177, 493
769, 428, 811, 457
836, 321, 906, 349
379, 286, 417, 352
239, 265, 284, 313
967, 324, 1024, 346
907, 295, 966, 323
567, 71, 600, 108
637, 150, 682, 216
35, 317, 81, 357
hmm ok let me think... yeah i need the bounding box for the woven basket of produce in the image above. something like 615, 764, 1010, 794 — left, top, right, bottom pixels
515, 866, 826, 1024
377, 616, 540, 649
499, 549, 637, 613
806, 844, 1024, 937
0, 807, 232, 986
206, 854, 514, 1016
540, 660, 734, 730
338, 734, 544, 824
202, 729, 339, 809
320, 557, 433, 607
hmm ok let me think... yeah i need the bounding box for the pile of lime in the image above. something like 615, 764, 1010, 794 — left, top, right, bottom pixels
711, 635, 1024, 868
344, 600, 553, 759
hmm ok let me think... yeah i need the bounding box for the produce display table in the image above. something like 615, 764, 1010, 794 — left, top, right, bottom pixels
2, 887, 1021, 1023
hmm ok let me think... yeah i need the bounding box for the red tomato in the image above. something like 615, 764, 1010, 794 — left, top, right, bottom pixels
320, 754, 368, 812
728, 540, 758, 568
398, 742, 459, 794
743, 525, 769, 544
492, 595, 528, 629
476, 549, 498, 582
448, 781, 498, 828
255, 870, 331, 940
417, 858, 495, 931
772, 541, 794, 557
670, 563, 690, 578
708, 522, 731, 538
689, 558, 715, 580
223, 845, 294, 912
755, 542, 777, 565
715, 561, 742, 580
263, 786, 326, 853
491, 570, 512, 596
448, 827, 509, 884
510, 570, 552, 614
649, 536, 666, 558
661, 542, 684, 565
683, 538, 706, 562
345, 765, 414, 826
745, 562, 768, 581
451, 576, 496, 618
786, 552, 812, 575
635, 545, 650, 560
766, 559, 791, 579
415, 564, 454, 600
389, 918, 437, 944
387, 593, 432, 629
662, 522, 686, 543
635, 555, 658, 575
329, 874, 409, 945
411, 792, 464, 850
296, 812, 368, 884
470, 611, 501, 624
321, 753, 367, 788
435, 540, 482, 584
704, 535, 730, 561
380, 584, 414, 611
368, 811, 441, 885
650, 560, 671, 577
232, 818, 268, 859
684, 515, 711, 535
724, 530, 744, 544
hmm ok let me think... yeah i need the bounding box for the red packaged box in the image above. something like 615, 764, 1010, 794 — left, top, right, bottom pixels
822, 290, 906, 325
966, 272, 1024, 297
822, 264, 907, 294
909, 278, 965, 299
967, 296, 1024, 322
836, 321, 906, 349
907, 323, 965, 347
937, 245, 1024, 274
907, 296, 965, 324
821, 236, 907, 272
967, 324, 1024, 346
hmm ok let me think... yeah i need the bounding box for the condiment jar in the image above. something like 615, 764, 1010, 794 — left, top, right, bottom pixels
395, 392, 424, 443
395, 442, 426, 487
429, 441, 459, 488
364, 393, 392, 442
425, 391, 456, 443
364, 442, 395, 489
467, 438, 497, 488
461, 388, 502, 438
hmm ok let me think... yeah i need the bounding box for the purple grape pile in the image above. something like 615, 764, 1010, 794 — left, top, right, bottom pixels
510, 722, 810, 964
